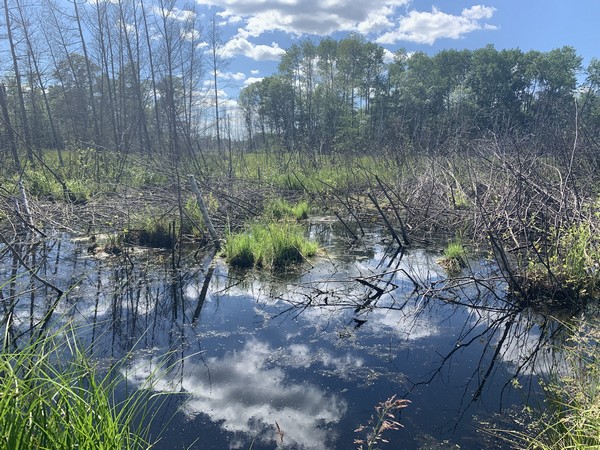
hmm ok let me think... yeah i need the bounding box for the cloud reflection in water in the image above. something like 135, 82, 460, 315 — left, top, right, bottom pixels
128, 338, 348, 449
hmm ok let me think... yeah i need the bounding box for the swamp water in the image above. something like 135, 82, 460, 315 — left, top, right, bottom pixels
1, 222, 574, 449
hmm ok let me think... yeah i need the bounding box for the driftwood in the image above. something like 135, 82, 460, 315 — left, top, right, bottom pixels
188, 175, 220, 248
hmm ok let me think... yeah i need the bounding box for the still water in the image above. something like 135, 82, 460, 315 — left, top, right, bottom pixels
2, 222, 568, 449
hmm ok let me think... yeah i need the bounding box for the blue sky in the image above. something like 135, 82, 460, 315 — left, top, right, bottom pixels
191, 0, 599, 105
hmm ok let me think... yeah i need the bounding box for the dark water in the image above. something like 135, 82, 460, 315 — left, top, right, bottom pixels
1, 223, 571, 449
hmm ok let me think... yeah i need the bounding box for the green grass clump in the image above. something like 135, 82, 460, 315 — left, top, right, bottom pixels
0, 332, 155, 449
264, 198, 310, 221
439, 239, 467, 273
224, 222, 318, 270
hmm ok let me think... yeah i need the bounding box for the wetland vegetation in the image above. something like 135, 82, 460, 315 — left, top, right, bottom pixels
2, 2, 600, 446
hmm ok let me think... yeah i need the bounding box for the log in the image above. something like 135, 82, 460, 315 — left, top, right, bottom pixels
188, 175, 220, 248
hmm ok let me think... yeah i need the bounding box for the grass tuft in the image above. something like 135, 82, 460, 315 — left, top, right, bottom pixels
263, 197, 310, 221
439, 239, 467, 273
0, 330, 156, 450
224, 222, 318, 270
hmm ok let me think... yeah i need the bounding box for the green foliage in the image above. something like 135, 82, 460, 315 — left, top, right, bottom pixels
0, 332, 155, 450
440, 239, 467, 273
224, 222, 318, 270
508, 322, 600, 449
231, 152, 397, 193
527, 222, 600, 300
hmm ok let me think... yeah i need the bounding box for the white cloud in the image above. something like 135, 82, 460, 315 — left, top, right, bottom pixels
152, 6, 196, 22
219, 71, 247, 81
197, 0, 410, 37
222, 36, 286, 61
382, 48, 395, 64
250, 69, 260, 75
127, 339, 347, 450
244, 76, 264, 86
376, 5, 497, 45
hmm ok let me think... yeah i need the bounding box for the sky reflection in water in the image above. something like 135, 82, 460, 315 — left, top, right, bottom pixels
1, 227, 565, 449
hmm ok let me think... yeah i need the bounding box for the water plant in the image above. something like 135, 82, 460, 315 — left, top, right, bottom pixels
524, 221, 600, 303
354, 395, 410, 450
499, 320, 600, 449
0, 330, 157, 449
224, 222, 318, 270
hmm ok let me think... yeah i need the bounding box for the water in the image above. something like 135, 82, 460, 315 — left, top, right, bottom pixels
0, 223, 572, 449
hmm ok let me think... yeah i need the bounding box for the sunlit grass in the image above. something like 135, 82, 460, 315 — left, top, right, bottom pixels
0, 330, 157, 450
224, 222, 318, 270
439, 239, 467, 273
498, 321, 600, 449
263, 197, 310, 220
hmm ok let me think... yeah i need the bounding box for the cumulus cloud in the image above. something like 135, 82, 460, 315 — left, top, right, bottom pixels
127, 339, 348, 449
222, 36, 286, 60
198, 0, 410, 37
244, 76, 264, 86
218, 71, 247, 81
377, 5, 497, 45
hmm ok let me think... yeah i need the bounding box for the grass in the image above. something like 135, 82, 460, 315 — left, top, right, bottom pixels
354, 395, 410, 450
524, 221, 600, 303
263, 197, 310, 220
500, 321, 600, 449
439, 239, 467, 273
224, 222, 318, 270
0, 329, 157, 450
228, 152, 398, 193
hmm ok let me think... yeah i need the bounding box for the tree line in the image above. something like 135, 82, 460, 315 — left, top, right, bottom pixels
2, 0, 600, 174
240, 34, 600, 161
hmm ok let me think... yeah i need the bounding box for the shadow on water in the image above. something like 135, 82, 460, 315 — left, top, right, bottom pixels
0, 222, 585, 449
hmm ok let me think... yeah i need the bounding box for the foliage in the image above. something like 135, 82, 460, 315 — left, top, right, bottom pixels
263, 197, 309, 220
224, 222, 318, 270
526, 221, 600, 302
0, 331, 156, 450
504, 321, 600, 449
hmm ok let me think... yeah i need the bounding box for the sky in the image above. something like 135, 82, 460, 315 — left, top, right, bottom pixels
194, 0, 600, 104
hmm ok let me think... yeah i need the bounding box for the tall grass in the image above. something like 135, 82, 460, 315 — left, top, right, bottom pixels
525, 322, 600, 449
263, 197, 310, 220
224, 222, 318, 270
497, 321, 600, 449
0, 330, 157, 449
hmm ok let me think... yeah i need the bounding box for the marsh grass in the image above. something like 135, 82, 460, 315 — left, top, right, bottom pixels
263, 197, 310, 220
439, 239, 467, 273
0, 330, 157, 449
524, 222, 600, 302
224, 222, 318, 270
354, 395, 410, 450
498, 321, 600, 449
229, 152, 397, 192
